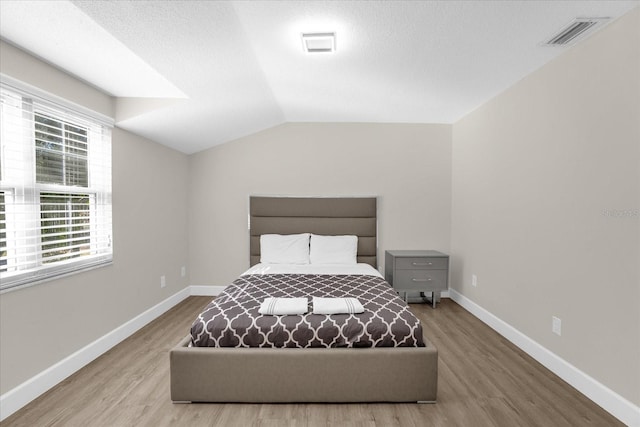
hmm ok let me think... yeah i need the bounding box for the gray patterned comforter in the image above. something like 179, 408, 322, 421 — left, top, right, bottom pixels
190, 274, 425, 348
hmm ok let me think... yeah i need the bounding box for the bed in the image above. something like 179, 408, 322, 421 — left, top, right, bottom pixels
170, 196, 438, 403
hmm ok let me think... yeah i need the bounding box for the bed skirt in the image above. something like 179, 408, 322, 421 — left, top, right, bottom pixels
170, 335, 438, 403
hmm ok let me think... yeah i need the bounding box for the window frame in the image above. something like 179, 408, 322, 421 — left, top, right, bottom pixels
0, 77, 113, 293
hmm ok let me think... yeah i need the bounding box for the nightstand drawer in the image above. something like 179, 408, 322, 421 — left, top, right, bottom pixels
393, 270, 448, 292
395, 257, 448, 270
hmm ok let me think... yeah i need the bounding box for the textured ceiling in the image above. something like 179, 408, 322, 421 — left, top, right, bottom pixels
1, 1, 638, 154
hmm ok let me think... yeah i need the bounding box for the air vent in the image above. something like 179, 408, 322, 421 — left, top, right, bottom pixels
543, 18, 609, 46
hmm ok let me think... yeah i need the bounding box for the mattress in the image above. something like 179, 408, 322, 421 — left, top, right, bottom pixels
190, 263, 425, 348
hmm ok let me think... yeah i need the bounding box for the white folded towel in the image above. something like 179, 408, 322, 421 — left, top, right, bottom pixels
259, 297, 308, 315
312, 297, 364, 315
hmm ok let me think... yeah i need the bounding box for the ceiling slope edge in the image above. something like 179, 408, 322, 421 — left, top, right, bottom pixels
115, 97, 187, 123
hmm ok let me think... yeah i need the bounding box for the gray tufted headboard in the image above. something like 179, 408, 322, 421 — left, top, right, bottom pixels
249, 196, 377, 268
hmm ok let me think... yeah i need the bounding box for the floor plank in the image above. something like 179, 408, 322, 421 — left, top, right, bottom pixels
1, 297, 623, 426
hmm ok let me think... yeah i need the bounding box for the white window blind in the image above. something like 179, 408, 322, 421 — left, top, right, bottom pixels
0, 82, 112, 292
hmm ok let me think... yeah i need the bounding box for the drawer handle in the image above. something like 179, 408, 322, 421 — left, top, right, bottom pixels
412, 262, 433, 266
412, 278, 432, 282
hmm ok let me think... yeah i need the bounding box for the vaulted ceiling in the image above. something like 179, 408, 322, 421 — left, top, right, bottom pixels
1, 1, 637, 153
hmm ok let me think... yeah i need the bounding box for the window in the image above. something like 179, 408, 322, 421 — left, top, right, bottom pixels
40, 192, 91, 264
35, 113, 89, 187
0, 81, 112, 292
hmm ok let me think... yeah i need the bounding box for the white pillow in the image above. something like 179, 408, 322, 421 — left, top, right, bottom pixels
260, 233, 310, 264
310, 234, 358, 265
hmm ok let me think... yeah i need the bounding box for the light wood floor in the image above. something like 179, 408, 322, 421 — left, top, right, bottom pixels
2, 297, 623, 427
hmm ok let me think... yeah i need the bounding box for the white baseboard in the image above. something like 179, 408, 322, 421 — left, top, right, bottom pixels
0, 286, 191, 422
190, 285, 226, 296
448, 288, 640, 427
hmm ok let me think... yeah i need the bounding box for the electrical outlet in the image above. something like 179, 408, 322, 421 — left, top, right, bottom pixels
160, 275, 166, 288
181, 266, 186, 277
552, 316, 562, 336
471, 274, 478, 287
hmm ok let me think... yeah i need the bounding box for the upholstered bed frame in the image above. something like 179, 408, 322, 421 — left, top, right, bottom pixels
170, 196, 438, 403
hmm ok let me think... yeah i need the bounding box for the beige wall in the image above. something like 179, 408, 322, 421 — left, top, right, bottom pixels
451, 8, 640, 406
0, 44, 190, 394
188, 122, 452, 285
0, 40, 113, 118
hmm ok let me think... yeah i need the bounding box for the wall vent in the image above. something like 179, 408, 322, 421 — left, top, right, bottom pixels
543, 18, 609, 46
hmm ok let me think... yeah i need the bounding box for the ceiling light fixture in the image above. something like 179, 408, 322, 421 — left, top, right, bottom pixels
301, 32, 336, 53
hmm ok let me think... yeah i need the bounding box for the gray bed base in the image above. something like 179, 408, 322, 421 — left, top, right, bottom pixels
170, 335, 438, 403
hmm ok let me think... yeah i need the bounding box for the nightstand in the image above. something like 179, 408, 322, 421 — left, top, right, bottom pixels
385, 250, 449, 308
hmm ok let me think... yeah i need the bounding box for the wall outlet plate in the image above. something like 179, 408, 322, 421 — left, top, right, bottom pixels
160, 275, 166, 288
552, 316, 562, 336
471, 274, 478, 287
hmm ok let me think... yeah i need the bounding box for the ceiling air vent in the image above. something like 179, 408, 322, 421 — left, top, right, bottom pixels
543, 17, 609, 46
